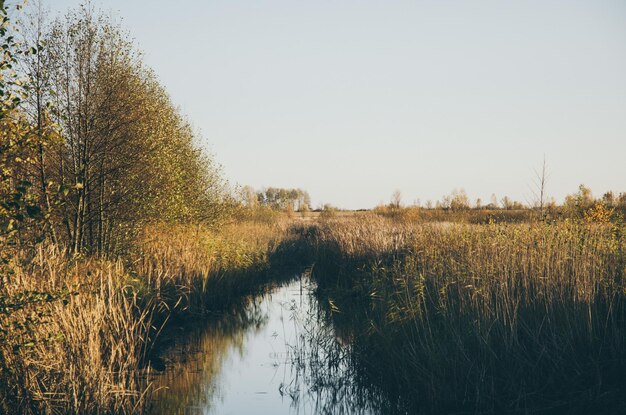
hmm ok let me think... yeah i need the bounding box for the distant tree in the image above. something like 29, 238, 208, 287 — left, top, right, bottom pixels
489, 193, 498, 209
437, 196, 450, 210
297, 188, 311, 211
564, 185, 594, 210
531, 156, 549, 219
254, 187, 311, 211
450, 188, 470, 211
501, 196, 513, 210
241, 185, 258, 209
298, 189, 311, 212
390, 190, 402, 209
320, 203, 338, 219
564, 184, 595, 217
602, 191, 615, 207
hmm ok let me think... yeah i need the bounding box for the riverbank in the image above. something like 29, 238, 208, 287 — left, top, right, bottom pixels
0, 221, 293, 414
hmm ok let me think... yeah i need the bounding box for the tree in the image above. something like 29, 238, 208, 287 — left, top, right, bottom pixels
14, 1, 59, 244
1, 2, 45, 247
488, 193, 498, 209
450, 188, 470, 211
320, 203, 338, 219
531, 156, 548, 219
240, 185, 258, 209
501, 196, 513, 210
564, 184, 595, 216
37, 5, 226, 254
602, 191, 615, 207
254, 187, 311, 211
390, 190, 402, 209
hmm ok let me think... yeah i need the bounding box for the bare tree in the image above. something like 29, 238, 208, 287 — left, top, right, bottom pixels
531, 156, 549, 220
390, 190, 402, 209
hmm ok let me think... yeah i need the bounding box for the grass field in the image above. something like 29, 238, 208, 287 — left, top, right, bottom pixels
303, 215, 626, 413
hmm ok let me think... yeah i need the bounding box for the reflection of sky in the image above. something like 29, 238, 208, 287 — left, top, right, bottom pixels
43, 1, 626, 208
205, 287, 308, 414
153, 278, 373, 415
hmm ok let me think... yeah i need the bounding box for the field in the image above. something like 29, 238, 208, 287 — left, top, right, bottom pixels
301, 215, 626, 413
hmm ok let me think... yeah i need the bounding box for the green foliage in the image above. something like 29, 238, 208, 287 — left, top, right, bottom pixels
0, 4, 46, 260
0, 5, 231, 255
255, 187, 311, 211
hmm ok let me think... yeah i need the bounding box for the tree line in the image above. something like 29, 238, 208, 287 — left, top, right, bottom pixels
387, 186, 626, 214
240, 185, 311, 212
1, 3, 227, 256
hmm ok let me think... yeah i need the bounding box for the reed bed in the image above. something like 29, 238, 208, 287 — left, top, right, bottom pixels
134, 221, 286, 310
0, 221, 286, 414
308, 216, 626, 413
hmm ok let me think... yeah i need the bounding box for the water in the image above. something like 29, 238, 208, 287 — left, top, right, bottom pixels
150, 275, 379, 415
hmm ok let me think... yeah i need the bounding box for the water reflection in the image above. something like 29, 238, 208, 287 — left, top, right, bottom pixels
149, 276, 399, 414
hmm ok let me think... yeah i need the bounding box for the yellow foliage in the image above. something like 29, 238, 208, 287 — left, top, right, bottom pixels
584, 203, 614, 224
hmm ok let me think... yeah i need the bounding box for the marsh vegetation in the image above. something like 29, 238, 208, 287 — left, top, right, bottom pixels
2, 1, 626, 414
303, 217, 626, 413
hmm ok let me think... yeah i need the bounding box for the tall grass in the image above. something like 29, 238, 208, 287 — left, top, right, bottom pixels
6, 214, 623, 413
308, 216, 626, 413
0, 221, 286, 414
1, 247, 151, 414
134, 222, 286, 310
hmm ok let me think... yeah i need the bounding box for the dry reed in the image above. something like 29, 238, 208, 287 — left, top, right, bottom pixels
0, 221, 285, 414
308, 216, 626, 413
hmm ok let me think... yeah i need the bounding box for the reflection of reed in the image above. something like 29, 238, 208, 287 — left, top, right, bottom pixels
284, 287, 407, 415
148, 296, 269, 415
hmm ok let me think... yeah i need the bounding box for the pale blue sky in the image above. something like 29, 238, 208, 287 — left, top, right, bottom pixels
46, 0, 625, 209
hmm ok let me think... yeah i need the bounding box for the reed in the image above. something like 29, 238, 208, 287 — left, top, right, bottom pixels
307, 216, 626, 413
0, 221, 286, 414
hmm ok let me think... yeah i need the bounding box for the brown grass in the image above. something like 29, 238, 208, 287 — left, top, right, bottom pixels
0, 221, 286, 414
307, 215, 626, 412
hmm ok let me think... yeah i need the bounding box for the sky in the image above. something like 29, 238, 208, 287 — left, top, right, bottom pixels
45, 0, 625, 209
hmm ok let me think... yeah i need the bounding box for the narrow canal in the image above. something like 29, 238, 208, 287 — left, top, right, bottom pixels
150, 275, 382, 415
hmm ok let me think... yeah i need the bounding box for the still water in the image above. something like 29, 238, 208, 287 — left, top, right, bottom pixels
150, 275, 379, 415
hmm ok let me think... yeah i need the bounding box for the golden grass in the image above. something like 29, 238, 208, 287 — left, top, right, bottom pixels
308, 216, 626, 412
6, 214, 622, 413
0, 221, 286, 414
